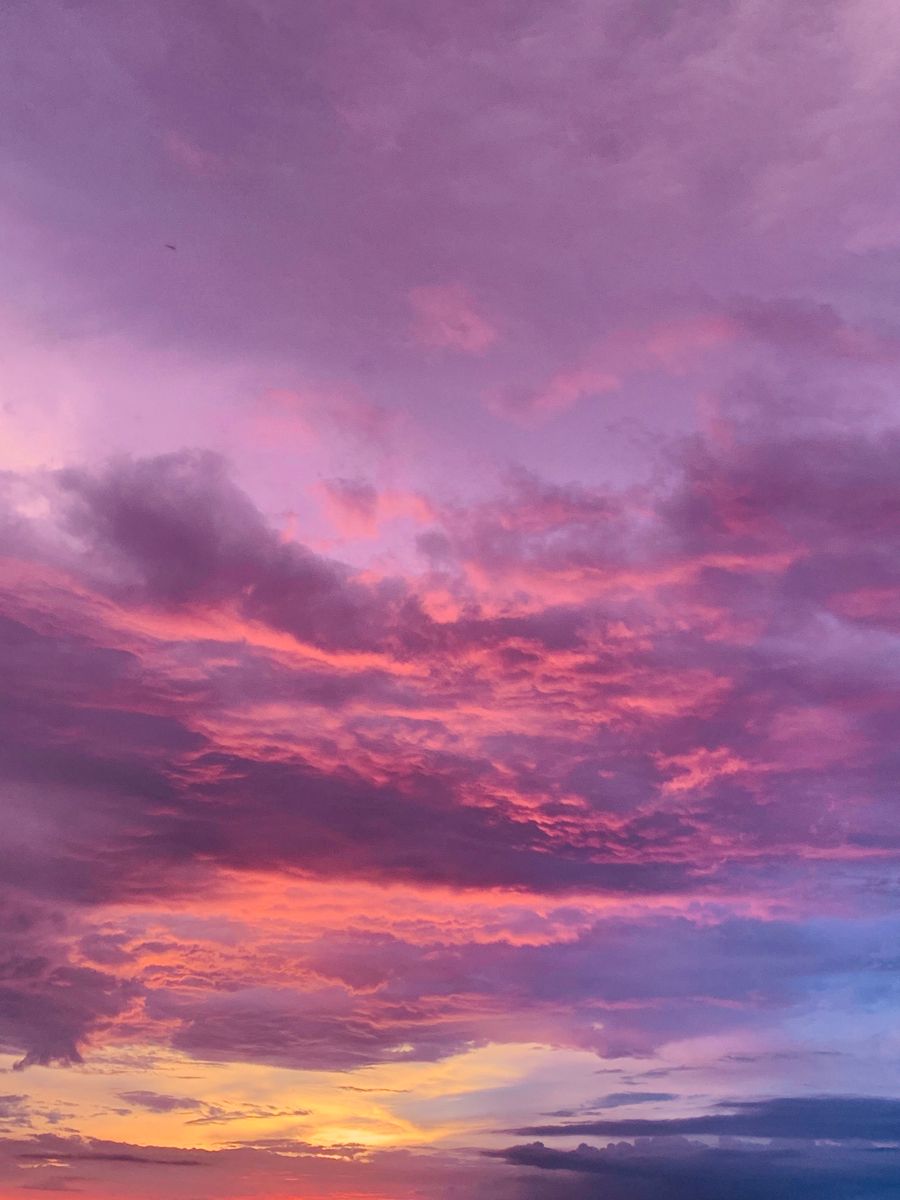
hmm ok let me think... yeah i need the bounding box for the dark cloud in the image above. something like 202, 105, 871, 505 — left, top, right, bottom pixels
145, 982, 482, 1072
185, 1103, 311, 1126
493, 1138, 900, 1200
0, 891, 136, 1068
512, 1095, 900, 1142
733, 297, 900, 365
0, 1094, 28, 1119
117, 1091, 202, 1113
17, 1149, 204, 1167
57, 450, 425, 653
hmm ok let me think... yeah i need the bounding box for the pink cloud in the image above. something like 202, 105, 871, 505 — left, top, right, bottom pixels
317, 478, 380, 537
489, 315, 737, 423
409, 284, 499, 353
317, 479, 434, 539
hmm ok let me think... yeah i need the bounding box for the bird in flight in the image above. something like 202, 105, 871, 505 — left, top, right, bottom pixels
165, 243, 176, 251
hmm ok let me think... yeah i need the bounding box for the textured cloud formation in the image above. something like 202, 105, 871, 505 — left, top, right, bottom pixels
0, 892, 135, 1069
2, 419, 899, 1075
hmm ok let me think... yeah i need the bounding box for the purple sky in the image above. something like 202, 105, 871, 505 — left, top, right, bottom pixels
2, 3, 900, 1198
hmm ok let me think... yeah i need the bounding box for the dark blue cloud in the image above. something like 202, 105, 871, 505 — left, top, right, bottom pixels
494, 1134, 900, 1200
512, 1095, 900, 1141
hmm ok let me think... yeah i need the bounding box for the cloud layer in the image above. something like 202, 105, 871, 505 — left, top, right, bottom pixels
2, 1, 900, 1197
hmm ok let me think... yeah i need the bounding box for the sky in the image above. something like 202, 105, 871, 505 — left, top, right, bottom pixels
1, 1, 900, 1197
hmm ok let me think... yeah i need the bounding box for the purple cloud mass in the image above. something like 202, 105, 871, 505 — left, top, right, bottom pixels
2, 1, 900, 1198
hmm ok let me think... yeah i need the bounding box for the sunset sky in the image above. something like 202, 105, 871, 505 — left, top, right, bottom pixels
2, 2, 900, 1197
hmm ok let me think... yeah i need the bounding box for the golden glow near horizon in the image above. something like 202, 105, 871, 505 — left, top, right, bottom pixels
5, 1042, 621, 1153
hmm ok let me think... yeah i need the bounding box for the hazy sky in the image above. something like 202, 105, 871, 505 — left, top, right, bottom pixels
2, 2, 900, 1197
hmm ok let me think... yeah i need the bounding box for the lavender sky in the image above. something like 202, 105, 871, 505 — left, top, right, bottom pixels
2, 2, 900, 1197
